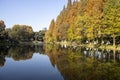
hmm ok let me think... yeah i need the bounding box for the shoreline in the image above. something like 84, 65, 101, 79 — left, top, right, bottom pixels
1, 40, 120, 51
50, 41, 120, 51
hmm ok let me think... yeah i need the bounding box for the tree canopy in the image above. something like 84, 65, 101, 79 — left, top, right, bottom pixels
45, 0, 120, 46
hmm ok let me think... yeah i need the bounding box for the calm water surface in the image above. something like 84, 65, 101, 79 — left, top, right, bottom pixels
0, 44, 120, 80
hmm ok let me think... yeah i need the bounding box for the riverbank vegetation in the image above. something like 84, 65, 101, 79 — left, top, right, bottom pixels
45, 0, 120, 49
1, 0, 120, 50
0, 20, 46, 46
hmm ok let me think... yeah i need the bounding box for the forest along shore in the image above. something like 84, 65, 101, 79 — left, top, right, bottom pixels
45, 0, 120, 51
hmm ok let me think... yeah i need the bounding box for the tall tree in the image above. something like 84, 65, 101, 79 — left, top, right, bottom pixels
67, 0, 72, 9
103, 0, 120, 46
45, 0, 120, 47
49, 19, 55, 37
45, 19, 55, 42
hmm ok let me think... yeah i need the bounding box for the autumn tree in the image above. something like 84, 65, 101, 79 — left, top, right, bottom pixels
67, 0, 72, 9
103, 0, 120, 46
0, 20, 6, 39
49, 19, 55, 37
45, 19, 55, 42
9, 25, 34, 42
45, 0, 120, 47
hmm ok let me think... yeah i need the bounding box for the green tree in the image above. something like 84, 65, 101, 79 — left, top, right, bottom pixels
103, 0, 120, 46
9, 25, 34, 42
34, 29, 46, 41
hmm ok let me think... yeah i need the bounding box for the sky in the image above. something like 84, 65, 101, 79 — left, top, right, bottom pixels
0, 0, 69, 31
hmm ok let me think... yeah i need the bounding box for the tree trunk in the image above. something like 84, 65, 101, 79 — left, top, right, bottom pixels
113, 35, 116, 63
113, 35, 116, 47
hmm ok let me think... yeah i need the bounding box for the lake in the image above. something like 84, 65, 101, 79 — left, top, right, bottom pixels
0, 44, 120, 80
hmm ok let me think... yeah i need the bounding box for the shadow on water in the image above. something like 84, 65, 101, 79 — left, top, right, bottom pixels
1, 44, 120, 80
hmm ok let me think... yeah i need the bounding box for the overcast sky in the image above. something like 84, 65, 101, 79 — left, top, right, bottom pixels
0, 0, 70, 31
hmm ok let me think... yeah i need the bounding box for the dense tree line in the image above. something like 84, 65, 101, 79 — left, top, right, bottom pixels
6, 24, 34, 42
45, 0, 120, 47
0, 20, 46, 45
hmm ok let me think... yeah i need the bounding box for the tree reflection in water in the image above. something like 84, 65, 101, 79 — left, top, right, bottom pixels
0, 44, 45, 66
45, 44, 120, 80
0, 46, 9, 67
0, 56, 5, 67
0, 44, 120, 80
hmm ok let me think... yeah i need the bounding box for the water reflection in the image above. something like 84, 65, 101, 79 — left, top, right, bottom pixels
45, 45, 120, 80
0, 44, 64, 80
0, 46, 9, 67
1, 44, 120, 80
82, 47, 120, 63
0, 55, 5, 67
7, 45, 35, 61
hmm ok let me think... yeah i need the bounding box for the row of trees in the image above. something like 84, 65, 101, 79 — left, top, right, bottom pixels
0, 20, 46, 45
6, 24, 34, 41
45, 0, 120, 46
